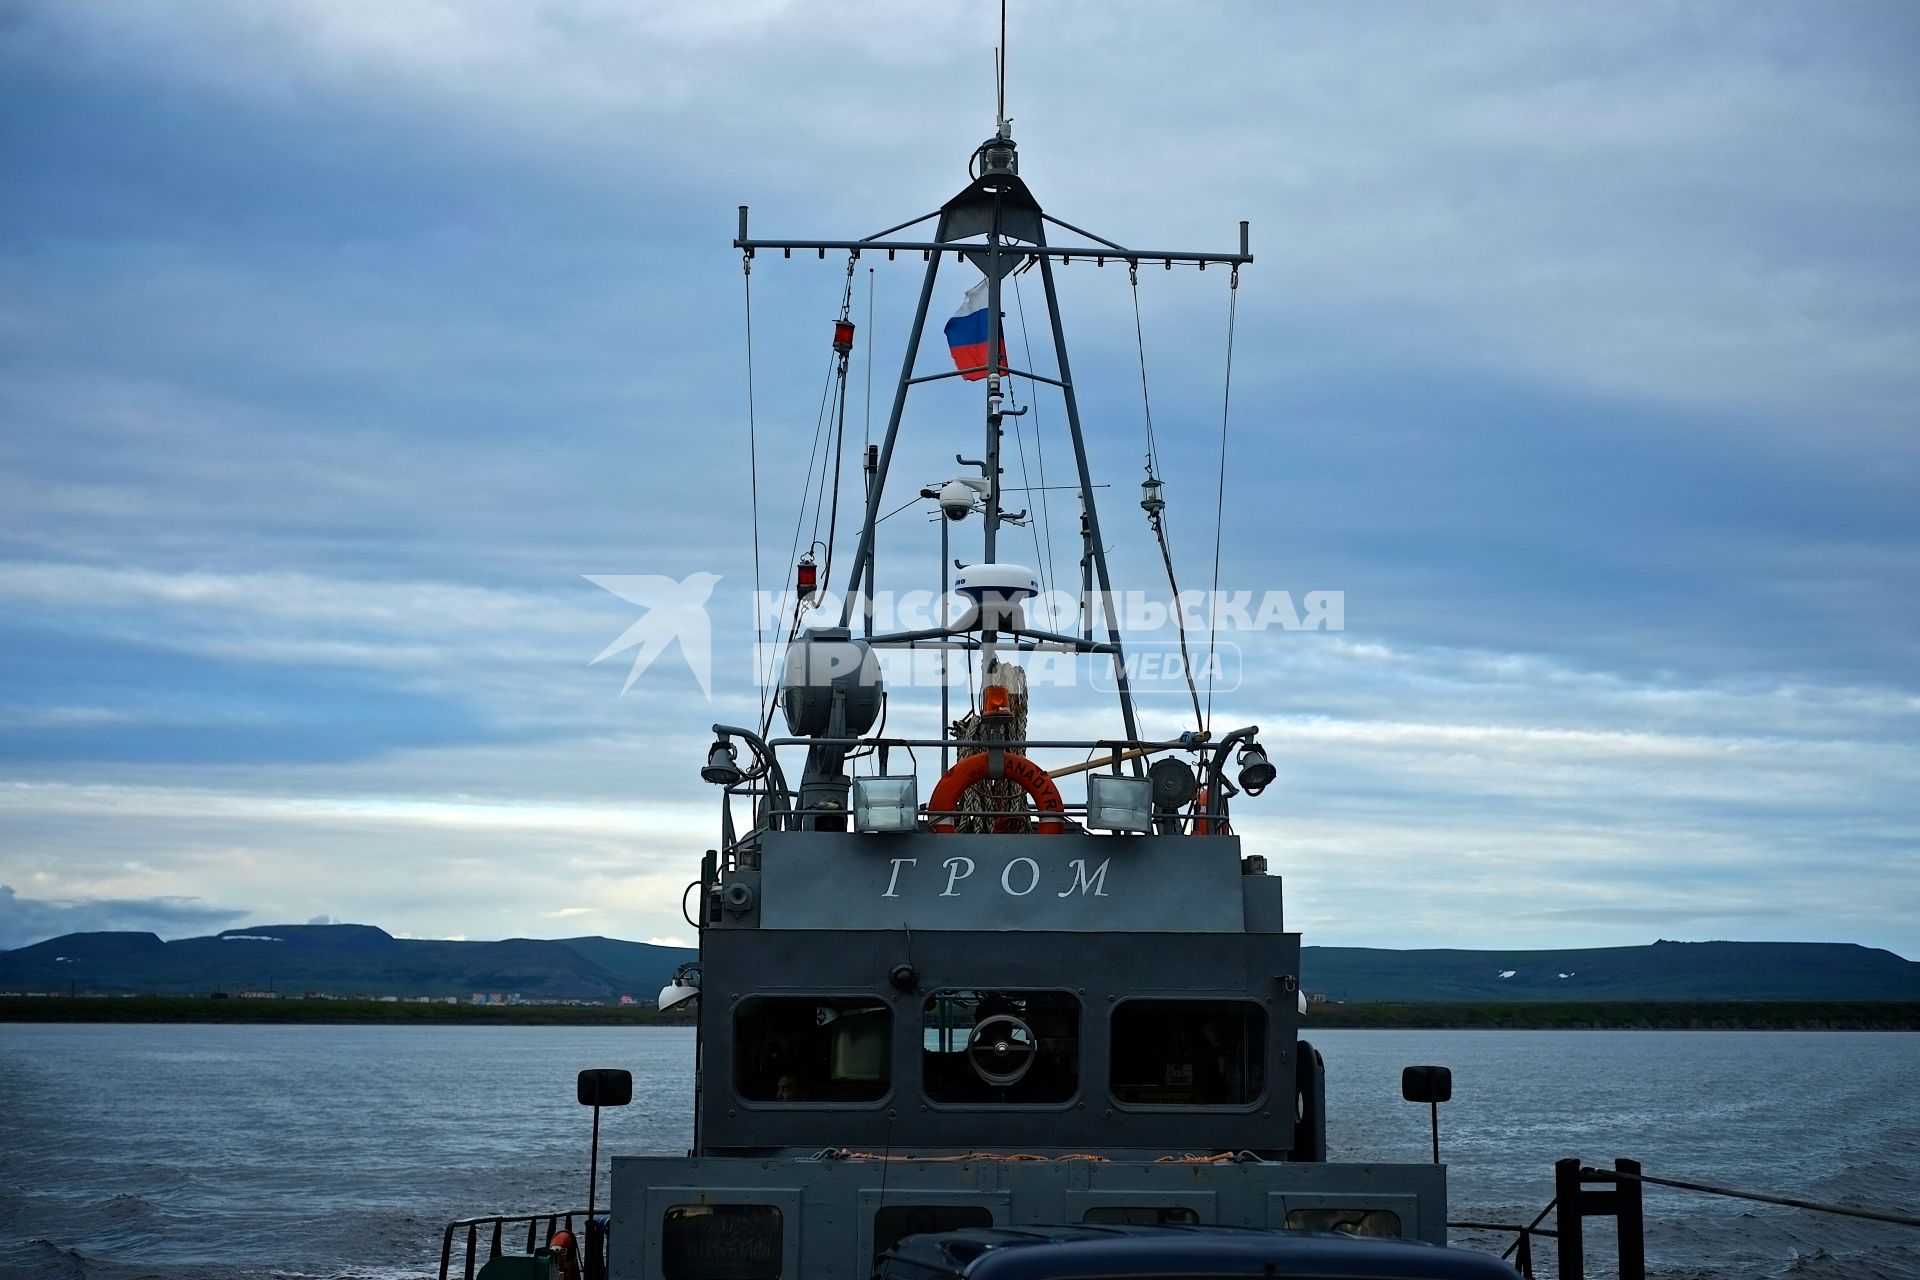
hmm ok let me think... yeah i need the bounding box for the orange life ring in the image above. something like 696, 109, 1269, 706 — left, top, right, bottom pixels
928, 751, 1066, 834
548, 1230, 582, 1280
1192, 787, 1231, 836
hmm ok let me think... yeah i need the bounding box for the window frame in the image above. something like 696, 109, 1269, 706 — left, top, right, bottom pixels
1106, 995, 1271, 1111
731, 991, 896, 1108
918, 986, 1084, 1110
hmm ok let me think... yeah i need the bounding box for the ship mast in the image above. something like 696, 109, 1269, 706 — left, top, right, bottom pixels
737, 144, 1248, 749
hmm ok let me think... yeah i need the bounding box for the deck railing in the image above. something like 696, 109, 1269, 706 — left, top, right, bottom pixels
437, 1209, 599, 1280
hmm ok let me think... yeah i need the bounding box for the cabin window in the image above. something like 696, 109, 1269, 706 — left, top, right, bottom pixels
921, 988, 1079, 1104
1283, 1207, 1403, 1238
1109, 999, 1266, 1105
661, 1204, 784, 1279
733, 996, 890, 1103
872, 1205, 993, 1267
1081, 1206, 1201, 1225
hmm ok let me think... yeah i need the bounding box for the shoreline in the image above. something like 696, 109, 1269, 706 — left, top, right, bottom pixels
0, 995, 695, 1025
1301, 999, 1920, 1031
3, 995, 1915, 1029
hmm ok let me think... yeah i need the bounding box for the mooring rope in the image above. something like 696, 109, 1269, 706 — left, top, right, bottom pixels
1611, 1167, 1920, 1230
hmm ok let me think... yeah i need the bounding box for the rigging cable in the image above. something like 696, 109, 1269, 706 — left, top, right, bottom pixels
1203, 265, 1240, 731
1148, 497, 1205, 730
1130, 261, 1204, 729
761, 357, 836, 744
1000, 281, 1047, 601
761, 268, 857, 743
1011, 270, 1061, 607
789, 260, 859, 605
864, 268, 874, 452
821, 255, 858, 592
742, 261, 768, 728
1128, 262, 1165, 486
802, 359, 837, 559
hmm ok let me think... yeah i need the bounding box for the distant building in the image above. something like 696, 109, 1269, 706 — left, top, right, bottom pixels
619, 995, 636, 1005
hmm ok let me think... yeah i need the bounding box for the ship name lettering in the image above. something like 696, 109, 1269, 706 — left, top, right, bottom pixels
882, 857, 917, 898
940, 856, 976, 896
1000, 856, 1040, 896
1056, 857, 1111, 898
876, 854, 1114, 900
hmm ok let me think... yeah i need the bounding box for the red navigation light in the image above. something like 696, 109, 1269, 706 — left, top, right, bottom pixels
797, 555, 818, 599
981, 684, 1012, 718
833, 320, 856, 354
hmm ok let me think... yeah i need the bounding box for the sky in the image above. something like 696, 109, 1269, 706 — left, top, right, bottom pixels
1, 2, 1916, 957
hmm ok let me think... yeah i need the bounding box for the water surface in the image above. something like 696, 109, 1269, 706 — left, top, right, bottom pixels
1, 1025, 1914, 1279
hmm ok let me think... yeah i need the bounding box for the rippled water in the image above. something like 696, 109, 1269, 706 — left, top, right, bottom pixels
1318, 1030, 1920, 1279
0, 1025, 1914, 1279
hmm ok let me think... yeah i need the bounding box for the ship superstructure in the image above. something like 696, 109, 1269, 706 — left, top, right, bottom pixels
600, 125, 1474, 1280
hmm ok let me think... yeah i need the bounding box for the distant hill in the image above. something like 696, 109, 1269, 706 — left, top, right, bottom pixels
1300, 940, 1920, 1002
3, 928, 1914, 1003
0, 924, 695, 999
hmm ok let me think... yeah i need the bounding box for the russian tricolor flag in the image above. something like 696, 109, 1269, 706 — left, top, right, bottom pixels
944, 278, 1004, 380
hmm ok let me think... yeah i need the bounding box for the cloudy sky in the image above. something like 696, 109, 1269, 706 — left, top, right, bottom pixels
2, 2, 1915, 957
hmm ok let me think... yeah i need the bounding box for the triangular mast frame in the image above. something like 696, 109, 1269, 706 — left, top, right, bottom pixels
735, 137, 1250, 745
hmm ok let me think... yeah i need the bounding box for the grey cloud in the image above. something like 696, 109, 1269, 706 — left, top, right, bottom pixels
1, 3, 1915, 955
0, 884, 249, 951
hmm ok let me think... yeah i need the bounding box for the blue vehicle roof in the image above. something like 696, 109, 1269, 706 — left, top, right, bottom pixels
875, 1224, 1521, 1280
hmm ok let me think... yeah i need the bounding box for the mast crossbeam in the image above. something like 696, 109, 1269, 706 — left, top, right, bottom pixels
908, 365, 1067, 389
734, 236, 1251, 267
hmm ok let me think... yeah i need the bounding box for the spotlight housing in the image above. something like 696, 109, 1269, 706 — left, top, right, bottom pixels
657, 965, 701, 1011
701, 738, 744, 786
1236, 743, 1277, 796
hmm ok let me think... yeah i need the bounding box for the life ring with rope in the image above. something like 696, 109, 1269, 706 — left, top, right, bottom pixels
547, 1230, 582, 1280
927, 752, 1067, 834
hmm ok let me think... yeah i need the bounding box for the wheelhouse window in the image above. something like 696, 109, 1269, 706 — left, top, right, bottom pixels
734, 996, 890, 1103
1283, 1207, 1403, 1238
1109, 999, 1266, 1105
922, 989, 1079, 1104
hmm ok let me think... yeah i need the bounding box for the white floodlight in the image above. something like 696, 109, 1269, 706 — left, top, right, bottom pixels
1086, 773, 1153, 832
853, 776, 919, 833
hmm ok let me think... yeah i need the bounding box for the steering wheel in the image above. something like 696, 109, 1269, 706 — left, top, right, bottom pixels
965, 1013, 1037, 1086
